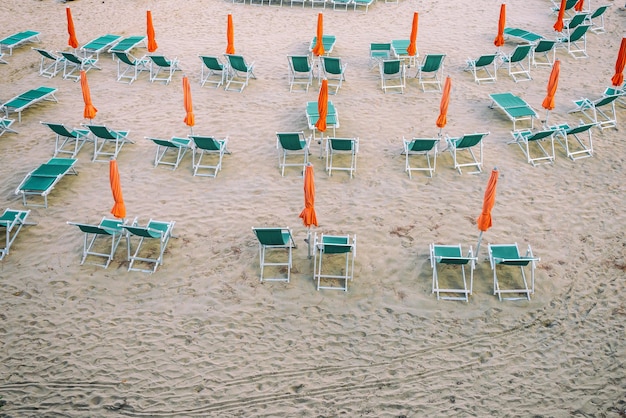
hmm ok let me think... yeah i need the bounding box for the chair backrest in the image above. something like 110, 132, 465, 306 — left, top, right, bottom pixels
34, 48, 57, 60
254, 228, 289, 246
594, 94, 619, 107
490, 244, 521, 259
44, 122, 77, 138
533, 40, 557, 54
125, 225, 161, 239
408, 138, 438, 152
565, 13, 589, 30
321, 235, 353, 254
567, 24, 591, 42
86, 125, 116, 140
226, 54, 249, 72
433, 245, 467, 264
590, 5, 609, 19
200, 55, 223, 71
370, 43, 391, 58
277, 133, 306, 151
527, 130, 554, 141
455, 133, 485, 149
76, 223, 114, 235
149, 55, 173, 67
289, 55, 311, 73
474, 54, 497, 67
421, 54, 445, 72
191, 136, 222, 151
508, 44, 532, 62
113, 51, 136, 66
566, 123, 595, 135
382, 59, 401, 75
61, 52, 83, 64
330, 137, 355, 151
322, 57, 343, 75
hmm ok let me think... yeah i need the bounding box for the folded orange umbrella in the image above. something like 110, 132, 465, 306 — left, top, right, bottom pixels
611, 37, 626, 87
66, 7, 79, 49
407, 12, 418, 57
312, 13, 325, 57
315, 79, 328, 133
553, 0, 566, 32
494, 4, 505, 48
109, 159, 126, 220
226, 14, 235, 54
147, 10, 158, 53
183, 76, 195, 130
574, 0, 584, 12
476, 167, 499, 255
80, 70, 97, 120
299, 163, 318, 258
436, 76, 451, 132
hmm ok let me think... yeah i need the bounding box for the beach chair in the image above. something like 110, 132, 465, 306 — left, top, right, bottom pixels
508, 129, 556, 166
0, 117, 17, 136
108, 36, 146, 54
84, 124, 133, 162
0, 31, 40, 55
0, 209, 32, 261
287, 55, 314, 92
313, 233, 357, 291
325, 137, 359, 178
353, 0, 374, 12
430, 244, 476, 302
532, 40, 558, 67
14, 157, 78, 208
306, 101, 339, 142
112, 51, 149, 84
445, 132, 488, 174
32, 48, 63, 78
290, 0, 306, 6
147, 55, 181, 85
189, 135, 229, 177
80, 34, 122, 59
464, 54, 498, 84
309, 35, 337, 57
561, 12, 590, 36
224, 54, 256, 92
391, 39, 416, 67
498, 44, 532, 82
311, 0, 328, 9
252, 227, 296, 282
503, 28, 544, 44
330, 0, 352, 10
557, 24, 591, 59
488, 243, 539, 301
403, 137, 439, 178
489, 92, 538, 131
276, 131, 312, 176
60, 51, 100, 81
568, 94, 619, 130
268, 0, 283, 6
379, 59, 406, 94
551, 0, 578, 15
67, 217, 128, 268
41, 121, 91, 158
550, 122, 595, 160
1, 86, 58, 123
123, 219, 176, 273
416, 54, 446, 92
320, 56, 347, 94
586, 5, 610, 34
369, 43, 391, 68
146, 136, 192, 170
199, 55, 228, 88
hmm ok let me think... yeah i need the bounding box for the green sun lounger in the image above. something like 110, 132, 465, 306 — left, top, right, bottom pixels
489, 92, 538, 131
503, 28, 544, 44
0, 30, 40, 55
306, 101, 339, 141
1, 86, 58, 123
80, 34, 122, 58
15, 157, 77, 208
108, 36, 146, 53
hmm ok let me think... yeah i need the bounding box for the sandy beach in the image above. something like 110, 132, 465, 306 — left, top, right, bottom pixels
1, 0, 625, 416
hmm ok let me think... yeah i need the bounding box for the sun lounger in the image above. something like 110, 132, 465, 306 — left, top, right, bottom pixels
306, 101, 339, 141
1, 86, 58, 123
0, 31, 40, 55
67, 217, 128, 268
489, 92, 538, 131
503, 28, 544, 44
15, 157, 78, 208
391, 39, 417, 67
108, 36, 146, 54
0, 208, 32, 261
80, 34, 122, 59
309, 35, 337, 57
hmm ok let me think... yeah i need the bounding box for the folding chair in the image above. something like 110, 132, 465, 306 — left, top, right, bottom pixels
430, 244, 476, 302
568, 94, 619, 130
313, 233, 357, 291
199, 55, 228, 88
508, 129, 556, 166
190, 135, 229, 177
60, 51, 100, 81
330, 0, 352, 10
14, 157, 78, 208
550, 122, 595, 160
369, 43, 392, 68
532, 40, 557, 67
311, 0, 328, 8
587, 5, 610, 34
488, 243, 540, 301
416, 54, 445, 91
287, 55, 314, 92
0, 117, 17, 136
41, 121, 91, 158
353, 0, 374, 12
224, 54, 256, 92
0, 209, 32, 261
498, 44, 532, 82
276, 132, 312, 176
325, 137, 359, 178
123, 219, 176, 273
320, 56, 347, 94
557, 24, 591, 59
84, 124, 133, 162
464, 54, 497, 84
32, 48, 63, 78
379, 59, 406, 94
146, 137, 191, 170
252, 227, 296, 282
67, 217, 128, 268
147, 55, 181, 84
112, 51, 149, 84
445, 132, 488, 174
402, 137, 439, 178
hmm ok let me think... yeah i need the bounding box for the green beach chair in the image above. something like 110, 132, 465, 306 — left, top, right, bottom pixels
313, 233, 357, 292
0, 208, 32, 261
41, 121, 91, 158
445, 132, 489, 174
488, 243, 540, 301
508, 129, 556, 166
123, 219, 176, 273
403, 137, 440, 178
190, 135, 230, 177
252, 227, 297, 282
430, 244, 477, 302
276, 132, 312, 176
67, 217, 128, 268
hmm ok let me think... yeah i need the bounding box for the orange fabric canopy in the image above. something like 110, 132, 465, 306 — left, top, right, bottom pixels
436, 76, 452, 129
312, 13, 325, 57
147, 10, 158, 53
183, 76, 195, 127
226, 14, 235, 54
477, 168, 499, 232
542, 59, 560, 111
299, 164, 318, 228
109, 159, 126, 219
574, 0, 584, 12
553, 0, 566, 32
315, 79, 328, 133
66, 7, 79, 49
80, 70, 97, 120
407, 12, 418, 57
611, 37, 626, 87
494, 4, 506, 48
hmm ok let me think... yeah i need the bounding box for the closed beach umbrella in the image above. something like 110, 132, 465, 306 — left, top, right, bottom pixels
436, 76, 452, 134
183, 76, 195, 132
407, 12, 418, 57
611, 37, 626, 87
226, 14, 235, 54
299, 163, 318, 258
494, 4, 506, 48
315, 79, 328, 134
80, 70, 97, 121
476, 167, 499, 256
147, 10, 158, 53
312, 13, 325, 57
542, 59, 560, 125
66, 7, 78, 49
109, 159, 126, 220
553, 0, 565, 32
574, 0, 584, 12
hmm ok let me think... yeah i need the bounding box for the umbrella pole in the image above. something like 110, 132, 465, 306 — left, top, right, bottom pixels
319, 133, 324, 159
307, 227, 312, 259
475, 231, 484, 258
544, 110, 550, 127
